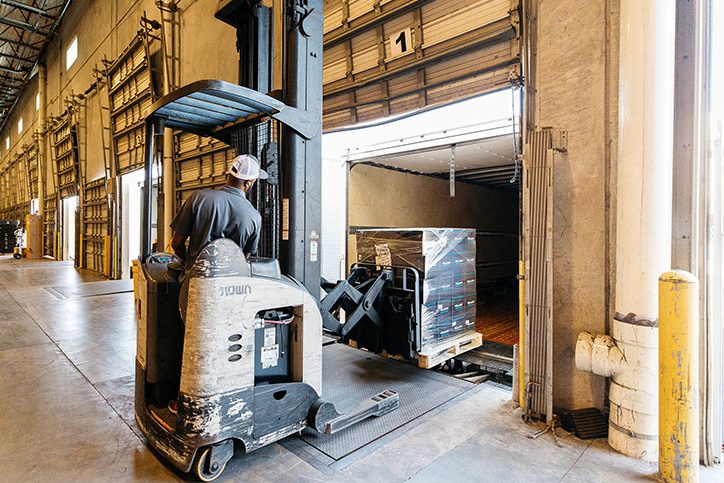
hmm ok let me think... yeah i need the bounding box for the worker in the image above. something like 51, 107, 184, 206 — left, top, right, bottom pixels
170, 153, 267, 273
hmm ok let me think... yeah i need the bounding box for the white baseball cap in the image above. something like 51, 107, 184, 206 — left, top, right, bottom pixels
228, 154, 268, 180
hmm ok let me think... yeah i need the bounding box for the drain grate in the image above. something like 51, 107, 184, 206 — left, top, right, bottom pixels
559, 407, 609, 439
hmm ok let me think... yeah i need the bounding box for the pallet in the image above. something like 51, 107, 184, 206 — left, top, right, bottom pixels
416, 332, 484, 369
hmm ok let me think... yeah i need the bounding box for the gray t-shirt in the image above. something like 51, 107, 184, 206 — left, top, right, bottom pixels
170, 185, 261, 266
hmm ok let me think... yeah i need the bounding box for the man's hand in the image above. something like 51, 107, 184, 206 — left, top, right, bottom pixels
171, 232, 188, 263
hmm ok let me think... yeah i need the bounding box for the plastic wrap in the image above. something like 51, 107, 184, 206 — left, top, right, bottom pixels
356, 228, 477, 352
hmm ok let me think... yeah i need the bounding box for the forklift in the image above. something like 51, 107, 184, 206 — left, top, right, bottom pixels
134, 2, 398, 480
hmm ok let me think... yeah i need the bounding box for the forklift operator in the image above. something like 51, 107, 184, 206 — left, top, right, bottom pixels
170, 154, 267, 272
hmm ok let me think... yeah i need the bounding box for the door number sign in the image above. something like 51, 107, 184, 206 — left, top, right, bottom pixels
389, 28, 413, 59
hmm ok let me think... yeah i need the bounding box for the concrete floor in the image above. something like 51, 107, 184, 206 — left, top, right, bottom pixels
1, 256, 722, 482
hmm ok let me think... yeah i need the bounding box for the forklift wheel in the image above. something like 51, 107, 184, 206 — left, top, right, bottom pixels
194, 447, 226, 482
12, 252, 21, 259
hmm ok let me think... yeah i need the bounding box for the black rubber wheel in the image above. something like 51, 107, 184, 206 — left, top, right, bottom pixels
13, 252, 21, 259
194, 447, 226, 482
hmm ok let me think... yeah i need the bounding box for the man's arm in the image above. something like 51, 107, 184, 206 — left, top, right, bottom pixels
242, 217, 261, 259
169, 193, 195, 263
171, 232, 188, 262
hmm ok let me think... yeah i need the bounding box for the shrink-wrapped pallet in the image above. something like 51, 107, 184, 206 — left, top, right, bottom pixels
356, 228, 477, 353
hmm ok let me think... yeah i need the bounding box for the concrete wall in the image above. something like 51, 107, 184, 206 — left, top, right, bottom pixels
0, 0, 239, 194
534, 0, 619, 410
347, 164, 519, 283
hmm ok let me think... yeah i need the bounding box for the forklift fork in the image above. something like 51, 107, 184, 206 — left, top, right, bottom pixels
320, 267, 391, 336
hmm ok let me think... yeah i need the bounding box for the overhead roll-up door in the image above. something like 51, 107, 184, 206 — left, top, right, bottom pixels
6, 151, 30, 225
51, 112, 80, 199
82, 178, 110, 274
105, 28, 158, 176
173, 122, 281, 258
0, 167, 7, 218
0, 166, 13, 220
323, 0, 521, 129
43, 195, 57, 258
174, 132, 236, 208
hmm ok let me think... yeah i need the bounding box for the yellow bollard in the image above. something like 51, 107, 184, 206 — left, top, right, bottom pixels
658, 270, 699, 483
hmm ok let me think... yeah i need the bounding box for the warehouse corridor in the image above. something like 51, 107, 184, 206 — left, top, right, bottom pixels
0, 255, 720, 482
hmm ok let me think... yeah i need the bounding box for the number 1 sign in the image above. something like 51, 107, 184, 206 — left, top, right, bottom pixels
388, 27, 413, 59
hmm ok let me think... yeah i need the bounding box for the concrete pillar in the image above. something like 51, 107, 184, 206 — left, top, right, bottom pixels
611, 0, 675, 460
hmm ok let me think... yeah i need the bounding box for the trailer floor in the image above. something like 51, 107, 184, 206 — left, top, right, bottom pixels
476, 292, 519, 346
1, 255, 722, 482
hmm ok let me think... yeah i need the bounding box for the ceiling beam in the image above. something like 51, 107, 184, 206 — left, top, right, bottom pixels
0, 65, 25, 75
0, 16, 48, 36
0, 51, 34, 64
0, 35, 41, 51
0, 0, 55, 19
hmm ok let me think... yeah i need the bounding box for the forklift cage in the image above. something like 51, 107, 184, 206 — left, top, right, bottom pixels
141, 79, 315, 262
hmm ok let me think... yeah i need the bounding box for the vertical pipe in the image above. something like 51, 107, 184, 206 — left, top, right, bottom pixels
659, 270, 699, 482
608, 0, 675, 460
518, 259, 525, 407
37, 64, 46, 216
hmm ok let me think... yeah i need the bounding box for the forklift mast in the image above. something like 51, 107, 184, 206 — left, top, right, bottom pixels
214, 0, 323, 297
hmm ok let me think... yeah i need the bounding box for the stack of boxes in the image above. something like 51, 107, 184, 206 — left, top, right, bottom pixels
356, 228, 477, 353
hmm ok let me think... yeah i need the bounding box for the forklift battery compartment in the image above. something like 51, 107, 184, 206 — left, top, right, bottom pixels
254, 311, 293, 384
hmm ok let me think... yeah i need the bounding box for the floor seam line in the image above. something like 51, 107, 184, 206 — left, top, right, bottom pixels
558, 439, 593, 481
2, 285, 145, 444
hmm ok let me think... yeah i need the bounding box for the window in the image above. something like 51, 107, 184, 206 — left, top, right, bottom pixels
17, 117, 23, 134
66, 36, 78, 70
35, 93, 40, 111
5, 136, 9, 150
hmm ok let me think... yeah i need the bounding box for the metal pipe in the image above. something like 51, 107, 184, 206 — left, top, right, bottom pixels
0, 0, 55, 18
0, 65, 25, 75
518, 260, 525, 407
0, 16, 47, 35
0, 52, 34, 64
658, 270, 699, 482
38, 64, 46, 217
576, 0, 675, 461
0, 36, 41, 51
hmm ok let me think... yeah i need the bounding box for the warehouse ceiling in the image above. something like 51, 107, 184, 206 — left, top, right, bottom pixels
0, 0, 71, 133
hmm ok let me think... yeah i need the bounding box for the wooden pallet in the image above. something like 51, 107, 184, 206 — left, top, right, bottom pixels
416, 331, 484, 369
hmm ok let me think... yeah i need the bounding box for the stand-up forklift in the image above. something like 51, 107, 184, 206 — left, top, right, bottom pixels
134, 2, 398, 480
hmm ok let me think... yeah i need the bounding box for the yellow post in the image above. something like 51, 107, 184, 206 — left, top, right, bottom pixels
518, 260, 525, 407
103, 235, 111, 277
658, 270, 699, 483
